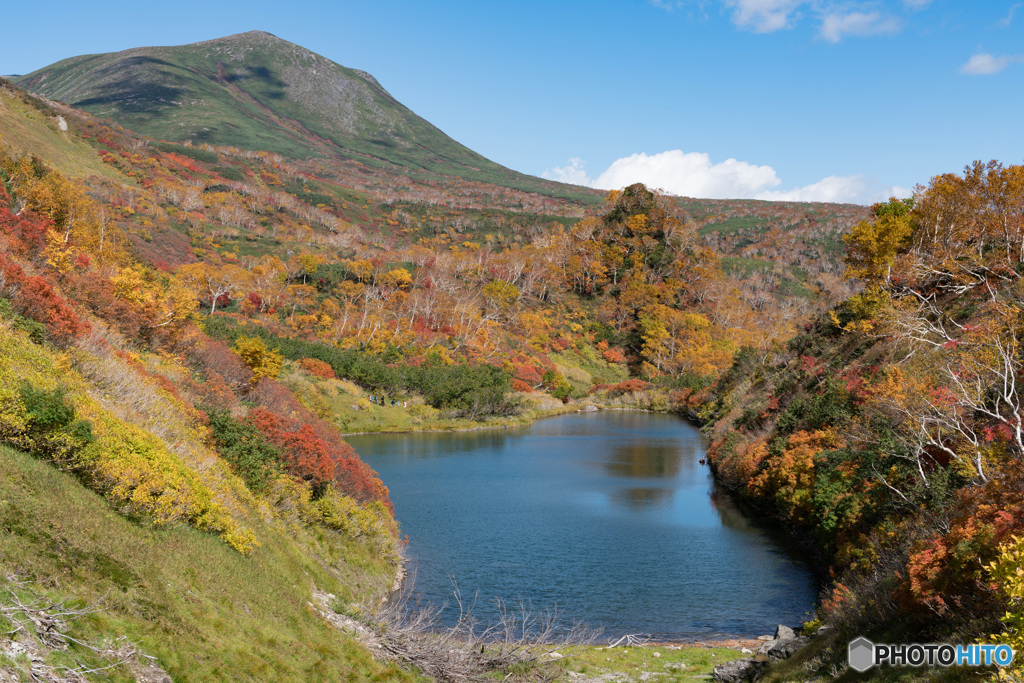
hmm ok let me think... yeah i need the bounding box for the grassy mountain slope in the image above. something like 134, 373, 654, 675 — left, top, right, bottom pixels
0, 79, 122, 181
0, 442, 409, 682
14, 31, 590, 200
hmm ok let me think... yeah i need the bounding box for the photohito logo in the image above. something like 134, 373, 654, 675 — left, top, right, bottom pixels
849, 637, 1015, 672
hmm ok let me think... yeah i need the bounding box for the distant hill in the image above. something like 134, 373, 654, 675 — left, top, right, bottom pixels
14, 31, 588, 199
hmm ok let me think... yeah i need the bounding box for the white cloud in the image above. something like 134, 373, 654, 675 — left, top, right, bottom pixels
657, 1, 918, 40
542, 157, 593, 186
998, 3, 1021, 27
960, 52, 1023, 75
546, 150, 904, 204
592, 150, 781, 198
756, 175, 875, 202
723, 0, 804, 32
819, 11, 901, 42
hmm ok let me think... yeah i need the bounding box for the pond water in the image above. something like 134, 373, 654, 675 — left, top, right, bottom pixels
347, 411, 818, 640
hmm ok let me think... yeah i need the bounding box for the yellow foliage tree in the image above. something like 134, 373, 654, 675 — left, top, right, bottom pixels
842, 197, 914, 285
751, 429, 841, 522
233, 336, 283, 381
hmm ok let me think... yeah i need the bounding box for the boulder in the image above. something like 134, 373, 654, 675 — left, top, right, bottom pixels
774, 624, 796, 641
766, 636, 810, 662
712, 658, 767, 682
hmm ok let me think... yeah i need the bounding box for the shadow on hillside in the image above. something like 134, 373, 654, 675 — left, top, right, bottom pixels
72, 56, 185, 115
223, 66, 286, 100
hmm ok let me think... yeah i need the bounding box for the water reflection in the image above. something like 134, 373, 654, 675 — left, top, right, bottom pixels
610, 486, 673, 511
604, 441, 682, 478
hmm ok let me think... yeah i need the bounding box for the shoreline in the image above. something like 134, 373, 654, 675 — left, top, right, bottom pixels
341, 401, 686, 438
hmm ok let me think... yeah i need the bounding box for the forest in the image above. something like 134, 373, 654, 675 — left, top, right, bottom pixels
0, 72, 1022, 681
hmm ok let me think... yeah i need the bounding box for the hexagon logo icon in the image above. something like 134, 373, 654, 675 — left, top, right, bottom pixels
849, 637, 875, 672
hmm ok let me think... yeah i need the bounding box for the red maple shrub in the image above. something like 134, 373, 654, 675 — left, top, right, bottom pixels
298, 357, 336, 380
0, 188, 51, 261
0, 252, 89, 343
246, 401, 392, 514
607, 378, 652, 396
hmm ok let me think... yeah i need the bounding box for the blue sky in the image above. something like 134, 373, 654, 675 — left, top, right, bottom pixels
2, 1, 1022, 203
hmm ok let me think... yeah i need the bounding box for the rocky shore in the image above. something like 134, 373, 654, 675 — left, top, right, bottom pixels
712, 624, 818, 682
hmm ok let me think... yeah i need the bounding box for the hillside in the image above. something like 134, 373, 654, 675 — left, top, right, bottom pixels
699, 165, 1024, 679
9, 31, 871, 289
13, 31, 589, 201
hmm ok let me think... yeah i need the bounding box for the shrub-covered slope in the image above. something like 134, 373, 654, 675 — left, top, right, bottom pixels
701, 162, 1024, 678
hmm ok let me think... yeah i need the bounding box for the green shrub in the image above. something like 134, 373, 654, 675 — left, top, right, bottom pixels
17, 382, 94, 458
206, 410, 281, 493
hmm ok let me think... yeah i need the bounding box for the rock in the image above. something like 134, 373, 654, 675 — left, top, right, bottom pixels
665, 662, 687, 671
765, 636, 810, 662
741, 647, 753, 654
774, 624, 796, 640
712, 658, 767, 682
756, 635, 773, 641
580, 404, 598, 412
652, 651, 661, 657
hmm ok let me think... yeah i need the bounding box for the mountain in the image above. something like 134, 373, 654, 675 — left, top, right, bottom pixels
14, 31, 581, 197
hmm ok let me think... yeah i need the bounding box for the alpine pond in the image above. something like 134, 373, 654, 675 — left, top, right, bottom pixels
348, 412, 818, 640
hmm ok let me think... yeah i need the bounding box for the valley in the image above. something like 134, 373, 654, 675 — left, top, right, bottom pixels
0, 28, 1020, 683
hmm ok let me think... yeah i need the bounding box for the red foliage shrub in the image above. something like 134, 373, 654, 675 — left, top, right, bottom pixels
181, 332, 252, 392
298, 357, 336, 380
0, 253, 89, 343
901, 465, 1024, 617
602, 347, 627, 364
63, 271, 115, 313
0, 189, 52, 261
247, 405, 392, 513
607, 379, 653, 396
511, 379, 533, 393
511, 362, 542, 387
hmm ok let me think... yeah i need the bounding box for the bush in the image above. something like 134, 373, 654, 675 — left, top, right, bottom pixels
0, 252, 89, 343
233, 336, 283, 381
298, 357, 336, 380
13, 382, 94, 460
207, 410, 281, 493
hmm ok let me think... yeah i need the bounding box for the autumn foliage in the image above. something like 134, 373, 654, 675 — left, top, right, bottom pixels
247, 406, 391, 512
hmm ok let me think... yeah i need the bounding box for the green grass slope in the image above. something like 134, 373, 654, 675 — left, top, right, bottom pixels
0, 442, 411, 682
14, 31, 589, 200
0, 79, 123, 181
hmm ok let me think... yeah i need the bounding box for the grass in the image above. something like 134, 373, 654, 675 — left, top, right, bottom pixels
550, 346, 629, 389
561, 643, 747, 681
0, 87, 123, 181
0, 443, 413, 682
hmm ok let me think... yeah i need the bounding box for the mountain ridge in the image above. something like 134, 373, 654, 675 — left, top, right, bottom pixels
14, 31, 582, 197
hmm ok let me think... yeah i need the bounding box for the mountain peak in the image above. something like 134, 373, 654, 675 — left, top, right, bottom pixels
13, 33, 551, 191
193, 30, 288, 48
